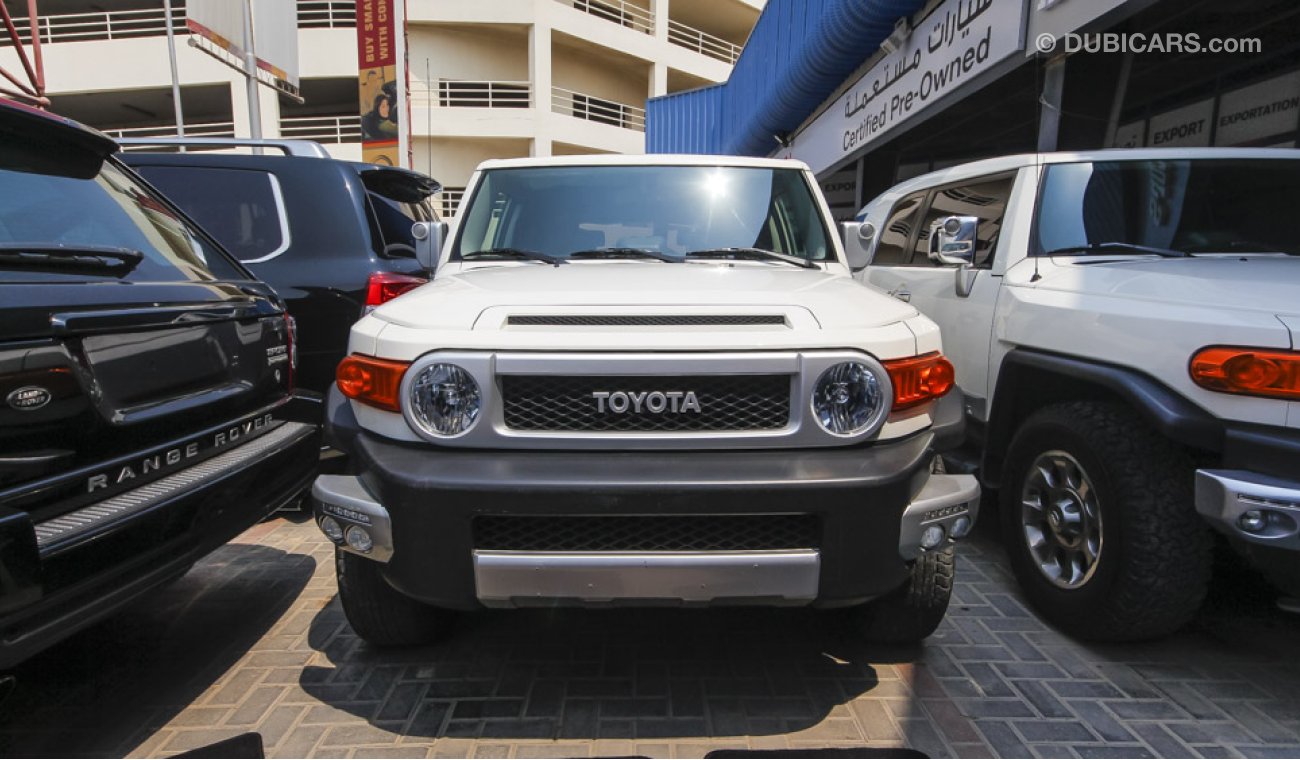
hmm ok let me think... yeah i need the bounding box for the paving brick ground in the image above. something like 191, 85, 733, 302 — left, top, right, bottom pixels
2, 514, 1297, 758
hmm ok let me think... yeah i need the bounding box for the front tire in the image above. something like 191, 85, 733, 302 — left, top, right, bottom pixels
848, 546, 954, 644
335, 549, 454, 647
1000, 401, 1211, 641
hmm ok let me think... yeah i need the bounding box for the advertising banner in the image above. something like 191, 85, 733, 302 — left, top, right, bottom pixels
356, 0, 403, 166
789, 0, 1026, 176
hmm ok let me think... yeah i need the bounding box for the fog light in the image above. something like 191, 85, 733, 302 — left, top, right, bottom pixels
319, 515, 344, 543
345, 524, 374, 553
920, 524, 946, 550
1239, 510, 1268, 533
951, 515, 973, 539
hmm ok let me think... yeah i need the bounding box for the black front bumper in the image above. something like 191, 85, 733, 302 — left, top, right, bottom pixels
320, 391, 970, 610
0, 400, 320, 669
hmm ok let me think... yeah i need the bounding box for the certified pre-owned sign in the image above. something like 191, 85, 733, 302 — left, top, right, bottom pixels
789, 0, 1026, 176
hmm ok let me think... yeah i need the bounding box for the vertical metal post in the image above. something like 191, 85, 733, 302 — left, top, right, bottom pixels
1037, 55, 1067, 152
163, 0, 186, 141
242, 0, 263, 141
1104, 52, 1135, 148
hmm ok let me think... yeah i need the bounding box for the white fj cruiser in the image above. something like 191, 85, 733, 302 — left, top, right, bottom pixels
312, 155, 979, 645
851, 148, 1300, 640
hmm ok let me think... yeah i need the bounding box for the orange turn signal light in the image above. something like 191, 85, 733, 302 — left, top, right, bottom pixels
1190, 346, 1300, 401
884, 352, 956, 411
336, 354, 410, 412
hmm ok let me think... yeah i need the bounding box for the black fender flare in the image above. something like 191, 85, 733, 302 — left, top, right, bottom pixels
981, 349, 1224, 488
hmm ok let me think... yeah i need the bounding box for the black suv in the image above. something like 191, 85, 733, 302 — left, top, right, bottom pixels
120, 142, 440, 395
0, 102, 321, 668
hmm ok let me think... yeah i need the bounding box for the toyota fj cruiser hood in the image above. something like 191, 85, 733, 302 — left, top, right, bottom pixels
372, 262, 918, 331
1039, 256, 1300, 317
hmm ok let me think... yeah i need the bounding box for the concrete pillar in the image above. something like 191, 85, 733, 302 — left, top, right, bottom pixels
650, 0, 669, 97
529, 14, 552, 156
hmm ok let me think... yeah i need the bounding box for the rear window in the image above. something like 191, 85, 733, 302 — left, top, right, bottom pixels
136, 166, 289, 263
366, 192, 437, 257
0, 157, 244, 284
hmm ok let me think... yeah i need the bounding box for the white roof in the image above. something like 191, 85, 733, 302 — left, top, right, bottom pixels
874, 147, 1300, 207
477, 154, 811, 171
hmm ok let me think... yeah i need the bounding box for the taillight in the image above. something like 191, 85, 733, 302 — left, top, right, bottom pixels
884, 352, 956, 411
1190, 346, 1300, 401
364, 272, 427, 314
336, 354, 410, 412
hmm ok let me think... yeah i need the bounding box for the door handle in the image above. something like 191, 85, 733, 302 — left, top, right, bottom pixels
888, 286, 911, 302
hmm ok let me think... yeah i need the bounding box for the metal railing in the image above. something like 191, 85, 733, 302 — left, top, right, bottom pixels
667, 19, 744, 64
0, 6, 183, 45
0, 1, 353, 46
424, 80, 532, 109
279, 114, 361, 144
104, 120, 238, 148
552, 86, 645, 132
298, 0, 355, 29
439, 188, 466, 219
554, 0, 654, 35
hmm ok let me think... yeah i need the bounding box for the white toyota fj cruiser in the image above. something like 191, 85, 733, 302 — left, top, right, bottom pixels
851, 148, 1300, 640
312, 155, 979, 645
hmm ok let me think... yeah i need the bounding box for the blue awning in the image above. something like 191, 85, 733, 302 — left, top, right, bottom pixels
647, 0, 924, 157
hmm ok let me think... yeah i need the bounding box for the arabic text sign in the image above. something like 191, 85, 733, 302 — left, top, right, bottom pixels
791, 0, 1026, 176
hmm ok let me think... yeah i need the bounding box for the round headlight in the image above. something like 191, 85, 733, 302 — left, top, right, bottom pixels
812, 361, 888, 437
408, 363, 481, 437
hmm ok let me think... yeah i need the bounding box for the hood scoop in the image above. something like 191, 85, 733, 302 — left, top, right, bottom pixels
506, 315, 788, 327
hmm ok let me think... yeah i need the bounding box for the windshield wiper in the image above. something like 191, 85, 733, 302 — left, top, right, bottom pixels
684, 247, 819, 269
568, 247, 683, 263
0, 244, 145, 273
1043, 242, 1187, 258
462, 247, 566, 266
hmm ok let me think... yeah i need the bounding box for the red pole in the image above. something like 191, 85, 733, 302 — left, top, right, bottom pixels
26, 0, 44, 95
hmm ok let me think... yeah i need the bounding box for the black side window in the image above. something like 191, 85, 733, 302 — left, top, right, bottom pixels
872, 191, 927, 266
136, 166, 287, 264
908, 177, 1014, 268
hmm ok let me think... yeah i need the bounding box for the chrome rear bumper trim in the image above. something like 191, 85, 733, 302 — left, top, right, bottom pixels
34, 421, 315, 553
473, 549, 820, 607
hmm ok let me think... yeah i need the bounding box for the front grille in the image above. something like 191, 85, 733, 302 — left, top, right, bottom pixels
474, 514, 819, 552
507, 315, 786, 327
500, 374, 791, 432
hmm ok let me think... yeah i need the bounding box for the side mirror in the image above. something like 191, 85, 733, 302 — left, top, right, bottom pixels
412, 220, 448, 273
841, 221, 877, 272
928, 216, 978, 266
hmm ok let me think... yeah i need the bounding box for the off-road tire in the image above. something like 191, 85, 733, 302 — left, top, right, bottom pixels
1000, 401, 1212, 641
336, 549, 453, 647
849, 546, 955, 644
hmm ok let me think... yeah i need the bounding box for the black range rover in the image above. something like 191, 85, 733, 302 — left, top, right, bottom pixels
0, 100, 320, 668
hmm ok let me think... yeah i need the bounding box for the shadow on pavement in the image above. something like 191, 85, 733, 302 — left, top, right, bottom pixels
297, 598, 930, 742
0, 542, 314, 757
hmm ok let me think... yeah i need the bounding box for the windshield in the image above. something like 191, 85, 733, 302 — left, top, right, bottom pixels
0, 157, 244, 283
452, 165, 833, 262
1036, 159, 1300, 256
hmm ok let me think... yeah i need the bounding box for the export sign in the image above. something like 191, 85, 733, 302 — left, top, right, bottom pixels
790, 0, 1026, 176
